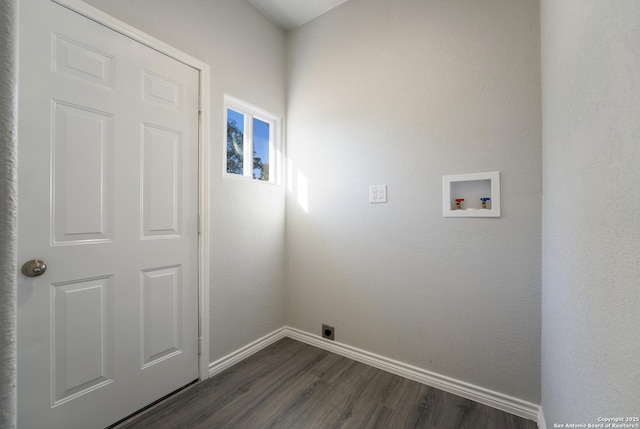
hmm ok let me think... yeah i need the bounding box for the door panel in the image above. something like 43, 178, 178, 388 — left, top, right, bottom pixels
52, 276, 114, 405
53, 33, 115, 89
142, 69, 184, 110
52, 101, 114, 244
17, 1, 200, 428
141, 266, 182, 367
142, 124, 182, 237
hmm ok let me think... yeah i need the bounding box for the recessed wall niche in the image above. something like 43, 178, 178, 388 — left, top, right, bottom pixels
442, 171, 501, 217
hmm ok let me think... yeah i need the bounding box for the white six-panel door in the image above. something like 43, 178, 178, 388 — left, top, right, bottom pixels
17, 1, 200, 427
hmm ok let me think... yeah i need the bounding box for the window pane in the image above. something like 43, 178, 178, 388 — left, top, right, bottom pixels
253, 118, 270, 181
227, 109, 245, 175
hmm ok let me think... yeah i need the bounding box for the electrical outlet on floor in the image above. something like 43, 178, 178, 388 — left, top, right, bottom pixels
322, 324, 335, 341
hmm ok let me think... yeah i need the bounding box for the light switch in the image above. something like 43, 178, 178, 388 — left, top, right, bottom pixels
369, 185, 387, 203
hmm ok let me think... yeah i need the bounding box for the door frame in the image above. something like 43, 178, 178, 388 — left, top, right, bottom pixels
51, 0, 211, 381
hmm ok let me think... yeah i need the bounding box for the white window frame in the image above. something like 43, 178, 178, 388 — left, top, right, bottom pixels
224, 95, 282, 184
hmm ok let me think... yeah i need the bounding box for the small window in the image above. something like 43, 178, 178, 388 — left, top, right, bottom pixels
225, 96, 281, 183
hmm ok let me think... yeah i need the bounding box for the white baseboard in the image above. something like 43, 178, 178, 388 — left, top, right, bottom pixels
208, 327, 287, 377
282, 327, 540, 423
538, 408, 547, 429
208, 326, 542, 425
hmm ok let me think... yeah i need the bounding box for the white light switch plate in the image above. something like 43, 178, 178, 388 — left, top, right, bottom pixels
369, 185, 387, 203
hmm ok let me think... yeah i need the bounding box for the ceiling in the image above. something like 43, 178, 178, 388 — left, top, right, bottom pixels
248, 0, 351, 30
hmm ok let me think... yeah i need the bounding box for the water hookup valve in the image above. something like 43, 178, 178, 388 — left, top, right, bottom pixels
455, 198, 464, 209
480, 197, 491, 209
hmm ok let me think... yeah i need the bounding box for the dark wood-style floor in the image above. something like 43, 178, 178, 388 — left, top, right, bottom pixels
114, 338, 537, 429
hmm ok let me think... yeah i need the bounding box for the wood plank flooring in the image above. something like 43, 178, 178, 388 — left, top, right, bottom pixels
114, 338, 538, 429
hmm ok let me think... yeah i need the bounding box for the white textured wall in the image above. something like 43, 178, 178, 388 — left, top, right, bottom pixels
0, 0, 18, 427
83, 0, 287, 361
541, 0, 640, 424
286, 0, 542, 403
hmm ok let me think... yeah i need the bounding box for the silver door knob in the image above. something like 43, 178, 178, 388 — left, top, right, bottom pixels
22, 259, 47, 277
